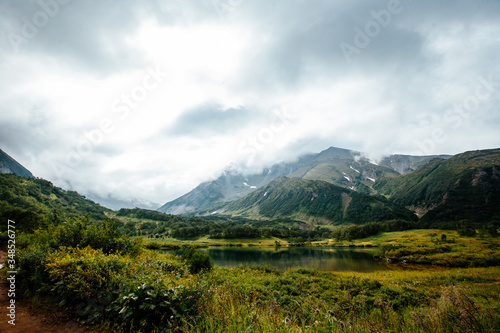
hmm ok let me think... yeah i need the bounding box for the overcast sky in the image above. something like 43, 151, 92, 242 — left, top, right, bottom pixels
1, 0, 499, 209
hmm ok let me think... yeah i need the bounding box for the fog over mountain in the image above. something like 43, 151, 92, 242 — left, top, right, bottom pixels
158, 146, 451, 215
1, 0, 499, 209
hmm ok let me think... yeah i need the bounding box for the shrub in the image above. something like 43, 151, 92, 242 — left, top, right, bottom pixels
181, 247, 213, 274
18, 217, 142, 256
111, 274, 205, 332
49, 218, 141, 255
45, 247, 127, 302
458, 224, 477, 237
143, 241, 162, 250
42, 247, 207, 329
16, 245, 51, 296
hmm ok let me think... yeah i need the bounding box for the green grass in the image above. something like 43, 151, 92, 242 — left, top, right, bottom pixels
369, 229, 500, 267
191, 265, 500, 332
193, 235, 286, 246
9, 220, 500, 332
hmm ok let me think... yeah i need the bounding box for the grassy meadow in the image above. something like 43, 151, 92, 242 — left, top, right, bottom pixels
3, 217, 499, 332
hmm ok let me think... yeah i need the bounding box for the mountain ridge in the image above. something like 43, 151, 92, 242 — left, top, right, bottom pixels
158, 146, 451, 215
374, 148, 500, 222
0, 172, 110, 231
0, 149, 33, 178
218, 176, 418, 224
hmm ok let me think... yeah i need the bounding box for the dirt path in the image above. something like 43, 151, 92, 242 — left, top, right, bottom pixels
0, 250, 106, 333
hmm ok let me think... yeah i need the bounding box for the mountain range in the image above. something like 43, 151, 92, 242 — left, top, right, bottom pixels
159, 146, 500, 225
221, 176, 418, 224
158, 147, 451, 216
2, 145, 499, 227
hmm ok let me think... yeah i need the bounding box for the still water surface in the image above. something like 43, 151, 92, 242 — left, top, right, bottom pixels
195, 246, 387, 272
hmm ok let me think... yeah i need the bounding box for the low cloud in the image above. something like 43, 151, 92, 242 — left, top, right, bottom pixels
1, 0, 499, 208
166, 103, 254, 137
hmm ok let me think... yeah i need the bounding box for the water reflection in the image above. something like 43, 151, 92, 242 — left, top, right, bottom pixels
196, 246, 387, 272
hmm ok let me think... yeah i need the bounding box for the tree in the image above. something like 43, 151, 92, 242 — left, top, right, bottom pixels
486, 224, 498, 237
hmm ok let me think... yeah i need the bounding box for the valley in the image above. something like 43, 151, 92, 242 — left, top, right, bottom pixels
0, 146, 499, 332
2, 1, 499, 331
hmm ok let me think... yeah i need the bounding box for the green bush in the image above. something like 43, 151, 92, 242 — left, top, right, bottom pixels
111, 272, 205, 332
41, 246, 208, 330
143, 241, 162, 249
181, 247, 213, 274
16, 245, 51, 296
17, 217, 142, 256
45, 247, 127, 302
49, 218, 141, 255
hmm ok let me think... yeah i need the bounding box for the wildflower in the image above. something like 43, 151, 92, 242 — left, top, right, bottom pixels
314, 320, 319, 326
170, 315, 174, 319
188, 296, 193, 299
328, 310, 334, 316
315, 308, 320, 315
339, 321, 345, 329
283, 317, 291, 325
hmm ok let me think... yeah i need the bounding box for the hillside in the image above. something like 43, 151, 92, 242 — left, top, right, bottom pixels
159, 146, 447, 215
374, 149, 500, 223
158, 154, 317, 214
0, 173, 110, 231
220, 177, 418, 224
0, 149, 33, 177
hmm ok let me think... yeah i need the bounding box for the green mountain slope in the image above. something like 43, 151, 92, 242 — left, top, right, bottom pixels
374, 148, 500, 223
0, 173, 110, 231
159, 146, 447, 215
158, 155, 317, 215
221, 177, 418, 224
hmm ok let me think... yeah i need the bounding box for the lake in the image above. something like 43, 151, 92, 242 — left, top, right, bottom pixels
189, 246, 388, 272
